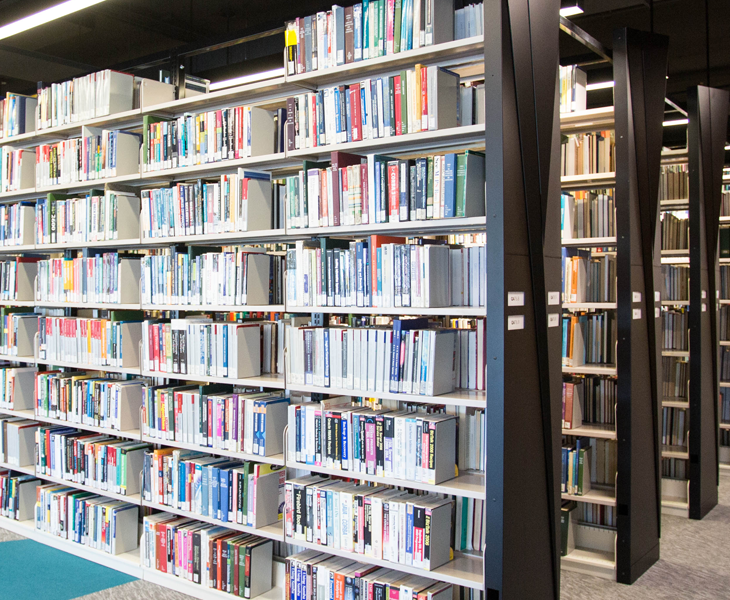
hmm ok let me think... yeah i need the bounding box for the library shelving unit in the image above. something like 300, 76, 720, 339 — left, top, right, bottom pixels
559, 28, 669, 584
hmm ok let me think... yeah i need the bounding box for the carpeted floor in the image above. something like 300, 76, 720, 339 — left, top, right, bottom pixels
3, 476, 730, 599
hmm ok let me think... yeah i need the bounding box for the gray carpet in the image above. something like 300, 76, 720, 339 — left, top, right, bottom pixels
562, 473, 730, 599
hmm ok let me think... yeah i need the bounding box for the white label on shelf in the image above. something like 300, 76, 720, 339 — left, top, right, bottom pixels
548, 313, 560, 327
633, 308, 641, 320
507, 292, 525, 306
655, 291, 661, 302
702, 290, 707, 299
507, 315, 524, 330
655, 307, 660, 318
633, 292, 642, 303
548, 292, 560, 305
703, 303, 707, 312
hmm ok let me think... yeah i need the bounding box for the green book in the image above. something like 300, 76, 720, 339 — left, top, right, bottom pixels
455, 153, 467, 218
400, 70, 409, 135
426, 156, 434, 219
394, 0, 403, 53
388, 77, 396, 136
455, 150, 486, 218
378, 0, 386, 57
560, 501, 577, 556
721, 228, 730, 258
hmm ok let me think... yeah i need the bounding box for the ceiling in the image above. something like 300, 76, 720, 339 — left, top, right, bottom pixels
0, 0, 726, 142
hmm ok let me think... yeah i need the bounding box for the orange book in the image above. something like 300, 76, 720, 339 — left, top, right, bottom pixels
334, 571, 347, 600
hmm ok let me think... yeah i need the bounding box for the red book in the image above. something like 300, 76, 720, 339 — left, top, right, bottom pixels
157, 521, 166, 572
349, 83, 362, 141
311, 94, 318, 147
387, 162, 399, 220
420, 66, 428, 131
394, 75, 402, 135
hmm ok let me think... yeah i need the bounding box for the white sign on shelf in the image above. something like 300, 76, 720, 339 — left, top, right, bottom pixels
507, 315, 525, 330
633, 308, 641, 320
508, 292, 525, 306
633, 292, 642, 303
548, 313, 559, 327
655, 291, 660, 302
702, 303, 707, 312
702, 290, 707, 299
548, 292, 560, 305
655, 307, 660, 318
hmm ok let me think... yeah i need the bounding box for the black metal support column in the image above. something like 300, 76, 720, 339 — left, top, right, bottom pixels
687, 85, 729, 520
613, 28, 668, 584
484, 0, 561, 598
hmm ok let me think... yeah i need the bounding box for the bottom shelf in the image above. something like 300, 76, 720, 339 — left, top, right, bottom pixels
0, 515, 141, 577
561, 547, 616, 580
661, 497, 689, 518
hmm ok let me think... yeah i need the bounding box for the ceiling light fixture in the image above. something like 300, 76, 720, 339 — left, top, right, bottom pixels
560, 1, 584, 17
663, 119, 689, 127
586, 81, 615, 91
209, 67, 286, 91
0, 0, 108, 41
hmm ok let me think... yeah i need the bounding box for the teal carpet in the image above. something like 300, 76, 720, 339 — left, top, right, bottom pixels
0, 539, 137, 600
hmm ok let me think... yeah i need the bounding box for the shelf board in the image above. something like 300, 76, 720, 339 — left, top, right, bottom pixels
141, 229, 287, 246
34, 357, 142, 375
288, 461, 486, 499
562, 424, 617, 440
0, 460, 37, 477
286, 305, 485, 316
142, 499, 284, 542
720, 300, 730, 305
662, 399, 689, 409
0, 353, 36, 364
140, 435, 285, 466
660, 199, 689, 210
662, 446, 689, 460
140, 152, 298, 181
661, 495, 689, 518
286, 216, 486, 238
0, 299, 36, 307
662, 350, 689, 358
661, 300, 689, 306
35, 238, 143, 251
559, 107, 615, 135
286, 383, 486, 408
562, 236, 616, 248
0, 244, 37, 253
34, 470, 142, 504
140, 369, 286, 389
562, 365, 617, 376
36, 173, 142, 194
561, 485, 616, 507
283, 536, 483, 589
662, 256, 689, 264
560, 173, 615, 191
141, 566, 285, 600
0, 188, 40, 203
561, 547, 616, 580
720, 423, 730, 430
720, 216, 730, 223
661, 249, 689, 256
721, 382, 730, 388
720, 341, 730, 346
562, 302, 616, 311
286, 36, 485, 88
34, 300, 141, 310
720, 258, 730, 264
289, 124, 485, 160
30, 413, 141, 440
142, 304, 285, 313
0, 516, 142, 578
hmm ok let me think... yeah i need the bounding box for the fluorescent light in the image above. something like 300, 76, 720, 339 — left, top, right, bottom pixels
725, 144, 730, 150
560, 6, 584, 16
0, 0, 108, 41
663, 119, 689, 127
586, 81, 615, 91
209, 68, 286, 91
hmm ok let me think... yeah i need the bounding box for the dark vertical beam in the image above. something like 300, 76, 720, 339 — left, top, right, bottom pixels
484, 0, 561, 598
613, 28, 668, 584
687, 85, 729, 519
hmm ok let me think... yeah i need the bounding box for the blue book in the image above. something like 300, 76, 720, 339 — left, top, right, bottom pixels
443, 153, 457, 217
352, 411, 360, 464
363, 0, 370, 58
360, 86, 368, 139
222, 324, 228, 376
341, 411, 349, 466
381, 78, 390, 135
201, 464, 210, 516
390, 319, 428, 392
345, 89, 353, 143
370, 83, 379, 138
406, 502, 414, 563
334, 87, 342, 141
376, 247, 382, 301
353, 4, 362, 61
211, 465, 220, 519
326, 489, 334, 545
220, 468, 229, 522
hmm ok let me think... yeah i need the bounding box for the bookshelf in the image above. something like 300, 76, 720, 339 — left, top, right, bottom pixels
559, 28, 669, 584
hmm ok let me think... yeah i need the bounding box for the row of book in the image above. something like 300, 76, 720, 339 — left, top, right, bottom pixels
0, 367, 35, 410
0, 470, 38, 521
560, 132, 615, 177
36, 254, 137, 305
285, 550, 452, 600
34, 372, 144, 433
141, 513, 274, 596
284, 0, 455, 75
1, 147, 34, 193
143, 106, 281, 173
285, 151, 485, 230
142, 319, 282, 379
140, 172, 273, 239
558, 65, 587, 114
562, 376, 616, 430
561, 439, 591, 496
661, 212, 689, 251
37, 315, 140, 368
0, 311, 35, 356
561, 191, 615, 240
36, 484, 139, 554
286, 475, 453, 571
142, 448, 285, 528
722, 347, 730, 382
285, 66, 459, 152
662, 407, 687, 448
561, 251, 616, 304
662, 265, 689, 302
0, 201, 32, 246
459, 82, 485, 128
286, 320, 480, 395
659, 165, 688, 201
576, 502, 616, 528
36, 70, 135, 130
454, 3, 483, 39
36, 424, 150, 496
288, 238, 485, 309
35, 131, 140, 187
0, 93, 36, 138
722, 188, 730, 217
721, 306, 730, 342
140, 248, 282, 308
662, 310, 688, 351
142, 387, 288, 457
721, 388, 730, 424
0, 416, 38, 467
662, 457, 687, 479
561, 312, 617, 368
0, 257, 36, 301
663, 356, 689, 401
35, 190, 138, 244
290, 399, 457, 484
